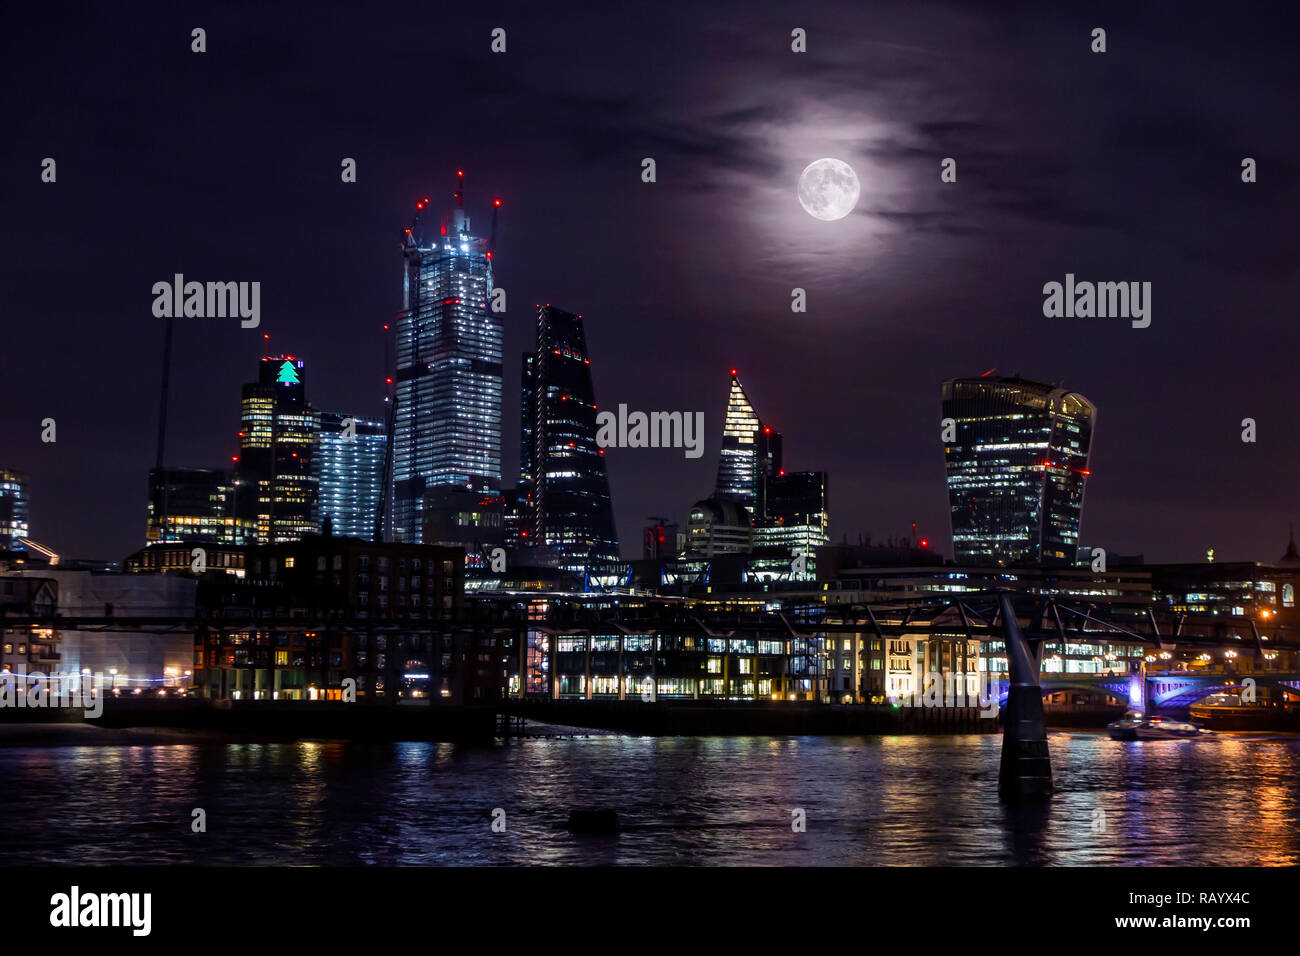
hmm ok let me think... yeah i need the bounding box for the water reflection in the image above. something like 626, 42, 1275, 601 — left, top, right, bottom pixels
0, 731, 1296, 865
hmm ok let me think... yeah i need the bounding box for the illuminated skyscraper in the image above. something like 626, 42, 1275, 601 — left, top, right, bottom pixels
317, 413, 386, 540
685, 498, 752, 557
392, 175, 502, 543
236, 355, 320, 544
753, 470, 830, 558
941, 375, 1095, 567
146, 467, 252, 545
523, 305, 619, 569
0, 469, 29, 551
714, 372, 781, 514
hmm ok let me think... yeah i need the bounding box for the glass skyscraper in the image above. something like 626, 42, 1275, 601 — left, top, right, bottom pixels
317, 413, 386, 540
523, 305, 619, 569
0, 469, 29, 551
236, 355, 320, 544
714, 371, 781, 514
753, 470, 830, 556
146, 467, 252, 545
941, 375, 1095, 567
392, 187, 502, 543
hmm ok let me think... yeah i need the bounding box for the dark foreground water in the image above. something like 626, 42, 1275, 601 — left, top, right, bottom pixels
1, 729, 1297, 865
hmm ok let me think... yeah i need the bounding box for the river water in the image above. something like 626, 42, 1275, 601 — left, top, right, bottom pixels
2, 729, 1297, 865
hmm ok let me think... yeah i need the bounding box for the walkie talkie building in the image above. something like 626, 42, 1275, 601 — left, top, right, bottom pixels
941, 375, 1095, 567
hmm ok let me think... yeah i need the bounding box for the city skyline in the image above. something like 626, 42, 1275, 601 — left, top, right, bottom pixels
3, 2, 1297, 565
5, 1, 1300, 896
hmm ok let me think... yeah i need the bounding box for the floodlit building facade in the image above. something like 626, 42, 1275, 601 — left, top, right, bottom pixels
393, 184, 502, 542
146, 467, 253, 546
317, 413, 386, 541
941, 375, 1095, 567
521, 305, 619, 570
685, 498, 753, 557
236, 355, 320, 544
753, 470, 830, 563
714, 372, 781, 514
0, 469, 29, 552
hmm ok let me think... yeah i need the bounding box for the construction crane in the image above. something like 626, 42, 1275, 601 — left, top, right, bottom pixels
487, 197, 502, 260
402, 194, 431, 248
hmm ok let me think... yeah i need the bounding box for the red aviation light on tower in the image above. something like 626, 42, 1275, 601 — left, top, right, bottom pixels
730, 368, 738, 377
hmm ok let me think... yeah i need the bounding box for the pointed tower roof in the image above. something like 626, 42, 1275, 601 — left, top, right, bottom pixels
1281, 522, 1300, 565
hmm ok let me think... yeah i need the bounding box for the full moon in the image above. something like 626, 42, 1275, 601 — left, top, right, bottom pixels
797, 158, 860, 221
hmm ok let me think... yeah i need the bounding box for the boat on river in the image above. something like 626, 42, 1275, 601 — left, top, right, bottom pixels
1106, 710, 1213, 741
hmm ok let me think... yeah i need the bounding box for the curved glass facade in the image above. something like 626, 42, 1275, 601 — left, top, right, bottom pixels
524, 305, 619, 568
941, 376, 1095, 567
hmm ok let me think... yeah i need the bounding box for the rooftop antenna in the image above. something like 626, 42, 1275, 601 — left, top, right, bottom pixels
455, 169, 464, 207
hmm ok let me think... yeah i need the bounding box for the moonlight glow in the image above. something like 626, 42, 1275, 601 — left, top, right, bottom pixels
797, 158, 860, 221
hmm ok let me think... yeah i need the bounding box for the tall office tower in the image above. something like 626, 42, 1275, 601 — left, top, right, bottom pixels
502, 487, 528, 552
514, 352, 536, 542
146, 467, 252, 545
392, 175, 502, 543
753, 471, 830, 555
317, 413, 387, 540
0, 469, 29, 551
519, 353, 534, 488
236, 355, 320, 544
714, 371, 781, 514
941, 375, 1096, 567
523, 305, 619, 569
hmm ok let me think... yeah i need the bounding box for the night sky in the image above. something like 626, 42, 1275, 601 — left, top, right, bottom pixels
3, 1, 1298, 564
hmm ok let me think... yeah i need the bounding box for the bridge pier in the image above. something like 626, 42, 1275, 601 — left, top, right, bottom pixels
997, 592, 1053, 801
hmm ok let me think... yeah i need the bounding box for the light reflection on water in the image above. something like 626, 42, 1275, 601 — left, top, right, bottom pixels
1, 731, 1297, 866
